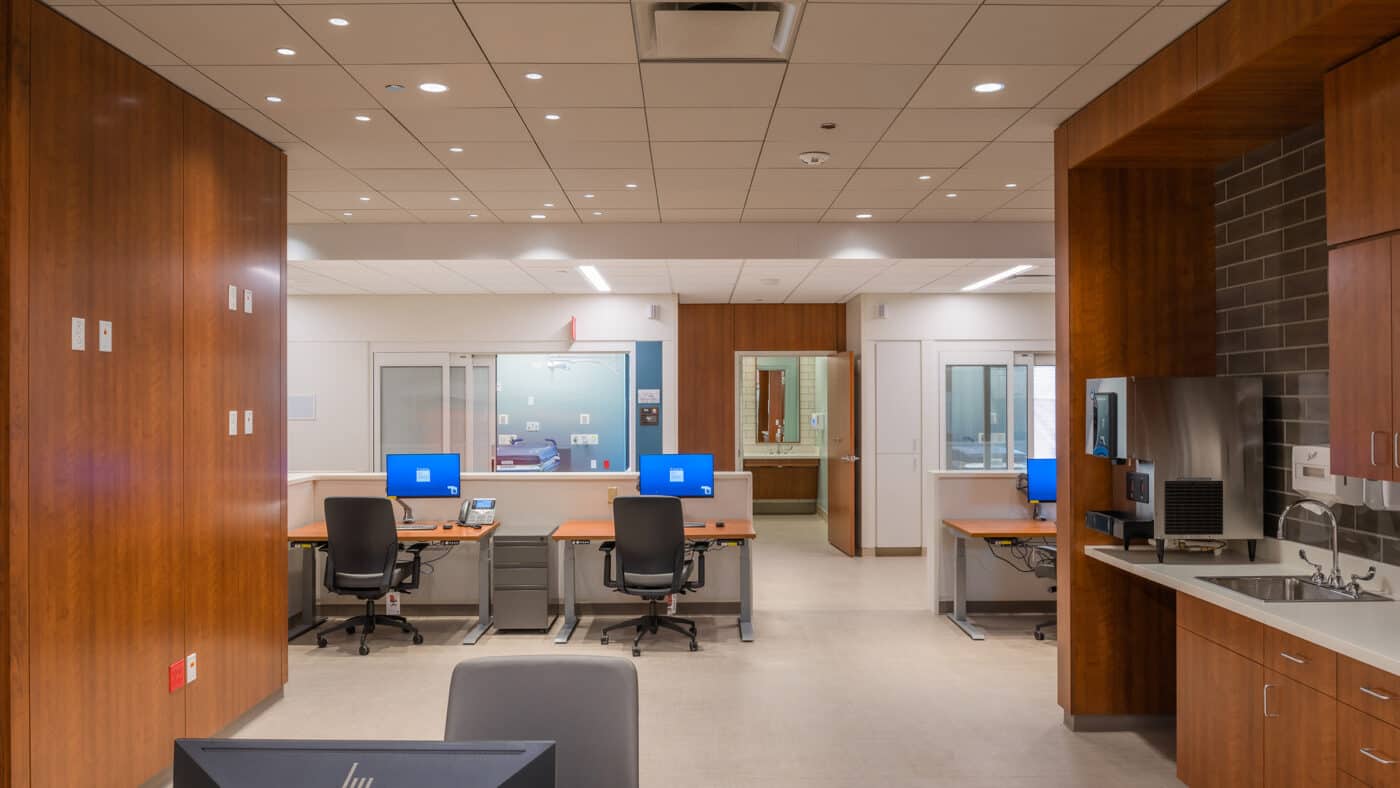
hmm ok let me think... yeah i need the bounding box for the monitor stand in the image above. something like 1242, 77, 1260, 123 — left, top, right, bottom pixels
396, 498, 415, 524
1031, 502, 1045, 521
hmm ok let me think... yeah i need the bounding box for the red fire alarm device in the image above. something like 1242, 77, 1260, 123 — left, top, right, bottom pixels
169, 660, 186, 692
569, 316, 578, 342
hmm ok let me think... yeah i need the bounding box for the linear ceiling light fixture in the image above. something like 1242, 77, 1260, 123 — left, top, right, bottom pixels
578, 265, 611, 292
961, 264, 1033, 292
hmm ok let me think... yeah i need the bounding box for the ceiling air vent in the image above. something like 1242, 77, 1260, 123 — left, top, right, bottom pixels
633, 1, 806, 62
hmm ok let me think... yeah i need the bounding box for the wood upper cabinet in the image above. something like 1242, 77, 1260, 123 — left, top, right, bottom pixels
1264, 670, 1338, 788
1325, 36, 1400, 246
1328, 237, 1394, 480
1178, 627, 1264, 788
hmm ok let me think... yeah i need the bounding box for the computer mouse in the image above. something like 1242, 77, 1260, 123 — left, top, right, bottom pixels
443, 522, 454, 529
716, 521, 725, 528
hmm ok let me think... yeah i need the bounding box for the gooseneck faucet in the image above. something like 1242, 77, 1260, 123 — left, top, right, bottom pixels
1279, 498, 1341, 589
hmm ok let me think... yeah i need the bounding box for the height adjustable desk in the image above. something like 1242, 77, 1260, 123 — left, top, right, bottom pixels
287, 520, 499, 645
942, 518, 1056, 641
550, 519, 757, 644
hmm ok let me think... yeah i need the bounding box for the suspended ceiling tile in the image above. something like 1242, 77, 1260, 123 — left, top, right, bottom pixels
285, 4, 485, 64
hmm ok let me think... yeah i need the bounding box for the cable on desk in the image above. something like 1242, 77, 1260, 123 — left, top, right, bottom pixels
418, 544, 456, 575
985, 538, 1054, 574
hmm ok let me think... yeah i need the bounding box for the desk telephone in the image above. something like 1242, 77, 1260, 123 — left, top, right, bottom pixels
458, 497, 497, 528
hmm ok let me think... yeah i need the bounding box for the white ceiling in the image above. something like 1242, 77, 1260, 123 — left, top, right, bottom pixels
287, 257, 1054, 301
51, 0, 1224, 225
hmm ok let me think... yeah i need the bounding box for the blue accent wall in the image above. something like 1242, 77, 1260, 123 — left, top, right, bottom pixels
636, 341, 663, 458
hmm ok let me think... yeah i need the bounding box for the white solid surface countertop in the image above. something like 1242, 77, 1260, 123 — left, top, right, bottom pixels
1088, 545, 1400, 677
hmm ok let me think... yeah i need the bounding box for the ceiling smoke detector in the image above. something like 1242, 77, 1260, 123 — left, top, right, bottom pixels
798, 150, 831, 166
633, 1, 806, 62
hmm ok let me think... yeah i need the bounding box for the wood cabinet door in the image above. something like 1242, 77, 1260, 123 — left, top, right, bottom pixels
1329, 238, 1393, 479
1325, 36, 1400, 245
1265, 670, 1338, 788
1178, 627, 1264, 788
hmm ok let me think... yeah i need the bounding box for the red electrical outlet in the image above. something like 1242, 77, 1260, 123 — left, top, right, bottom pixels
169, 660, 186, 693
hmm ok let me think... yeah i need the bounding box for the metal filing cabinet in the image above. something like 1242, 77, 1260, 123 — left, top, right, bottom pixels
492, 522, 558, 631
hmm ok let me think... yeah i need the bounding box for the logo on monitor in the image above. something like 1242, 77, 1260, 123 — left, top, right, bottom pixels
340, 762, 375, 788
700, 485, 713, 496
415, 467, 431, 483
669, 468, 685, 483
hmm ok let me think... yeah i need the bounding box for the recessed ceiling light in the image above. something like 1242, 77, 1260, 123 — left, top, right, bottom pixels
328, 17, 349, 26
265, 96, 283, 103
592, 211, 604, 216
275, 47, 296, 56
963, 264, 1034, 292
760, 277, 780, 286
449, 196, 461, 202
358, 196, 371, 202
945, 193, 958, 198
354, 114, 371, 122
419, 82, 449, 94
544, 113, 561, 121
524, 72, 543, 80
856, 213, 873, 219
624, 183, 638, 189
342, 212, 353, 217
448, 146, 464, 153
384, 84, 404, 92
973, 82, 1005, 93
578, 265, 611, 293
543, 203, 555, 208
468, 213, 479, 218
530, 214, 546, 220
918, 175, 932, 181
1005, 183, 1018, 189
582, 193, 596, 199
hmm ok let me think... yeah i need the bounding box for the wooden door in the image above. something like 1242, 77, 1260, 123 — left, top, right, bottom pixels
1264, 670, 1338, 788
1330, 237, 1393, 479
1178, 628, 1264, 788
825, 352, 858, 556
1324, 35, 1400, 245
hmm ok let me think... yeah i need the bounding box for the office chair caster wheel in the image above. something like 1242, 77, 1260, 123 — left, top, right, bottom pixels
412, 633, 424, 645
345, 625, 356, 634
631, 647, 641, 657
316, 637, 328, 648
358, 644, 370, 656
601, 636, 610, 645
1034, 631, 1045, 641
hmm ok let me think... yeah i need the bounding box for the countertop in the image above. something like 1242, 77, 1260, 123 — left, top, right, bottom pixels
1088, 545, 1400, 676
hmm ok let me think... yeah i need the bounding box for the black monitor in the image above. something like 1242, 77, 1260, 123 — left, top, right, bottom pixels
174, 739, 554, 788
637, 453, 714, 498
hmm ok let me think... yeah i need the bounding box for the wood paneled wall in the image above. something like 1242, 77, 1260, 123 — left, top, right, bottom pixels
677, 303, 845, 471
0, 2, 287, 784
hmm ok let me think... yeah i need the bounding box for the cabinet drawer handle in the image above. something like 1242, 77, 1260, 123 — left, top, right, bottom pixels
1373, 431, 1383, 467
1264, 683, 1279, 718
1279, 651, 1308, 665
1361, 747, 1397, 766
1362, 686, 1394, 702
1394, 433, 1398, 470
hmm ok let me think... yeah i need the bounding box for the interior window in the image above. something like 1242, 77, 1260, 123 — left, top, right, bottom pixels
494, 353, 630, 472
946, 354, 1055, 471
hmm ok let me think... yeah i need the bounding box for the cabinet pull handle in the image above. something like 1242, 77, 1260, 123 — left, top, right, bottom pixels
1264, 683, 1279, 718
1374, 431, 1384, 467
1279, 651, 1308, 665
1361, 747, 1397, 766
1361, 686, 1394, 701
1394, 433, 1398, 470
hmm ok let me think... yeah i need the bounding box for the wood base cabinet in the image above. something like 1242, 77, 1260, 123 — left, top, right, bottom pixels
1178, 627, 1263, 788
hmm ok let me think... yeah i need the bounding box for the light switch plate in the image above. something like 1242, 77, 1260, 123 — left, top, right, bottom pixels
579, 413, 591, 425
497, 433, 517, 445
71, 317, 86, 351
243, 410, 254, 435
527, 396, 535, 406
243, 289, 253, 314
228, 411, 239, 436
497, 414, 509, 425
590, 459, 597, 469
98, 320, 112, 353
185, 652, 197, 683
525, 421, 540, 432
228, 285, 238, 311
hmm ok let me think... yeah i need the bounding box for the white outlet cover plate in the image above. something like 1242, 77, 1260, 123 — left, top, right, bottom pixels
185, 653, 197, 683
244, 410, 254, 435
497, 414, 509, 425
228, 285, 239, 311
243, 289, 253, 314
71, 317, 86, 351
98, 320, 112, 353
525, 421, 540, 432
580, 413, 591, 425
228, 411, 239, 436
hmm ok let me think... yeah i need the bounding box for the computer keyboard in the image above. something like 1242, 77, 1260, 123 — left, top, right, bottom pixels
398, 523, 439, 531
684, 521, 706, 529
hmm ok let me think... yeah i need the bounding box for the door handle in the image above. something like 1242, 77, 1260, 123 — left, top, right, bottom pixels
1361, 747, 1397, 766
1263, 684, 1280, 718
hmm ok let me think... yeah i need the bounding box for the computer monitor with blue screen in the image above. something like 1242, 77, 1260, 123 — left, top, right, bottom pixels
638, 453, 714, 498
1026, 458, 1057, 503
386, 453, 461, 523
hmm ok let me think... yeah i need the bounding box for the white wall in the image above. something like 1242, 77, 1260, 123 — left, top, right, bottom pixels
288, 293, 679, 472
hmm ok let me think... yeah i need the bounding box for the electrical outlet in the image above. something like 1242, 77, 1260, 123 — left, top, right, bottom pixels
71, 317, 86, 351
579, 413, 591, 425
590, 459, 597, 469
498, 434, 517, 445
169, 660, 186, 693
228, 411, 239, 436
586, 434, 600, 445
98, 320, 112, 353
243, 410, 254, 435
570, 434, 583, 445
185, 653, 197, 684
525, 421, 540, 432
243, 289, 253, 314
527, 395, 535, 406
497, 414, 509, 425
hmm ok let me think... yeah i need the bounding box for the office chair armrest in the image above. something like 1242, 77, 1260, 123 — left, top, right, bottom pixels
395, 548, 424, 591
685, 547, 706, 592
599, 541, 618, 589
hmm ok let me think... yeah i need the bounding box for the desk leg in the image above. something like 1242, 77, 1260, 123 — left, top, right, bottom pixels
738, 538, 754, 642
554, 539, 580, 644
288, 544, 325, 641
946, 535, 985, 641
462, 533, 493, 645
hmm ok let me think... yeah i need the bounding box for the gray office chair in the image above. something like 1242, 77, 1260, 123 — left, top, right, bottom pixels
1033, 543, 1057, 641
444, 656, 639, 788
314, 496, 427, 655
600, 495, 707, 655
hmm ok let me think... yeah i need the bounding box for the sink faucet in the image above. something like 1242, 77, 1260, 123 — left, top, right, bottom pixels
1279, 498, 1342, 589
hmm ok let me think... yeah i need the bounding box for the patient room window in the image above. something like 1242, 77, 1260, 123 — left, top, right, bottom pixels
494, 353, 630, 472
945, 352, 1055, 471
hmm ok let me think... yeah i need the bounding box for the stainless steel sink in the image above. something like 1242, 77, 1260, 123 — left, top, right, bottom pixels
1198, 575, 1391, 602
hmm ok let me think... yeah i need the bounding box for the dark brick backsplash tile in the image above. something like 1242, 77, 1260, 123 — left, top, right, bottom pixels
1263, 297, 1307, 325
1264, 396, 1301, 420
1306, 346, 1329, 371
1217, 157, 1245, 181
1218, 330, 1247, 354
1305, 244, 1329, 269
1229, 351, 1265, 375
1282, 122, 1324, 152
1284, 268, 1327, 298
1245, 277, 1283, 304
1304, 141, 1326, 170
1218, 284, 1246, 309
1246, 325, 1283, 349
1303, 397, 1329, 421
1244, 182, 1285, 214
1306, 294, 1328, 320
1284, 320, 1327, 347
1244, 139, 1283, 168
1284, 167, 1326, 201
1287, 519, 1332, 550
1297, 372, 1328, 396
1266, 347, 1307, 372
1228, 166, 1264, 198
1215, 181, 1229, 203
1228, 260, 1263, 286
1306, 193, 1327, 220
1263, 249, 1307, 279
1383, 538, 1400, 567
1228, 213, 1265, 242
1245, 231, 1284, 260
1262, 199, 1307, 233
1260, 151, 1305, 186
1228, 305, 1265, 330
1216, 196, 1245, 225
1283, 217, 1327, 249
1217, 240, 1245, 266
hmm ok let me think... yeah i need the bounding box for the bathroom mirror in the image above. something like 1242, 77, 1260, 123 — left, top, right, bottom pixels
753, 357, 800, 443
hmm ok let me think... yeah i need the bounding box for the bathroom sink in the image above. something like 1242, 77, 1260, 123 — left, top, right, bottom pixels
1198, 575, 1391, 602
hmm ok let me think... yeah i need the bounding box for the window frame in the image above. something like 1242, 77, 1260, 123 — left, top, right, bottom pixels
936, 343, 1054, 472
